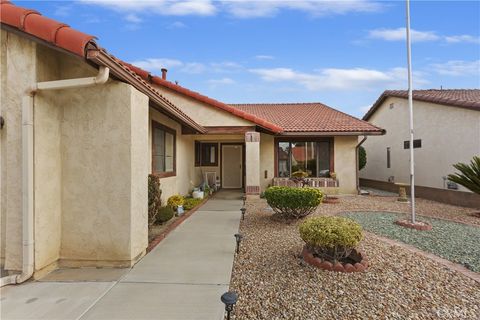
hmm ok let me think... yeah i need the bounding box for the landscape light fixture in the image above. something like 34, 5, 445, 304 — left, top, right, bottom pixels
234, 233, 243, 254
221, 291, 238, 320
242, 195, 246, 206
240, 207, 246, 220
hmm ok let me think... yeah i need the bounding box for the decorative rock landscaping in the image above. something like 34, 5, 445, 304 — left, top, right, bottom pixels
343, 211, 480, 272
228, 195, 480, 319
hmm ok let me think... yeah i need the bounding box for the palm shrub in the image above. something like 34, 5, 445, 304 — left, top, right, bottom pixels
447, 156, 480, 194
148, 175, 162, 227
299, 216, 363, 262
264, 186, 324, 219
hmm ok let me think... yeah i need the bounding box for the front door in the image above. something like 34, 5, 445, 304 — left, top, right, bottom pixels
222, 145, 243, 188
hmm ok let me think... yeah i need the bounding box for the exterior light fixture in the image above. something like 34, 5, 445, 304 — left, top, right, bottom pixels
234, 233, 243, 254
221, 291, 238, 320
240, 207, 246, 220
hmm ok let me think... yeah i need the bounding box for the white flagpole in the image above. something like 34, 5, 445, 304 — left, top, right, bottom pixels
406, 0, 416, 223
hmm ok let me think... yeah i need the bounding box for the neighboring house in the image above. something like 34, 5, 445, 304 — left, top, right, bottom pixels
361, 89, 480, 208
0, 1, 383, 279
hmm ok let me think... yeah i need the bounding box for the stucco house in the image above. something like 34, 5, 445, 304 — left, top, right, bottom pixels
360, 89, 480, 208
0, 1, 383, 282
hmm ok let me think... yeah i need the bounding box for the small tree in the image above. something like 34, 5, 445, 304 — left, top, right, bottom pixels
148, 175, 162, 227
447, 156, 480, 195
358, 146, 367, 171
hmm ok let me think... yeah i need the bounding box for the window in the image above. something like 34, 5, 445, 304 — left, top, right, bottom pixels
404, 139, 422, 149
276, 139, 332, 177
387, 147, 391, 168
152, 122, 175, 177
194, 142, 218, 166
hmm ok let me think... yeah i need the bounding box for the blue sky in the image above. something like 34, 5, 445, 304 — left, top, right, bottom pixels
22, 0, 480, 117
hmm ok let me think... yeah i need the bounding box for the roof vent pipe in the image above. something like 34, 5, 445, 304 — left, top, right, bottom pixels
161, 68, 167, 80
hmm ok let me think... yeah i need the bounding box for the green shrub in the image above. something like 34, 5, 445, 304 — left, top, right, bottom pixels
148, 175, 162, 227
264, 186, 324, 219
183, 197, 202, 210
299, 216, 363, 262
167, 195, 185, 208
157, 206, 174, 224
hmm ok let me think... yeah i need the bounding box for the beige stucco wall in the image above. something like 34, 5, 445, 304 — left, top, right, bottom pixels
152, 86, 253, 127
334, 136, 358, 194
360, 97, 480, 191
33, 45, 62, 269
1, 31, 150, 271
1, 30, 36, 271
61, 81, 149, 265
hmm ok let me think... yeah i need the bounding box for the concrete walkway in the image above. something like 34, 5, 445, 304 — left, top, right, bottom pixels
0, 193, 242, 320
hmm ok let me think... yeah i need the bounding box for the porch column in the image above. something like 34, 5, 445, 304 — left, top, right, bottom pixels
245, 132, 260, 195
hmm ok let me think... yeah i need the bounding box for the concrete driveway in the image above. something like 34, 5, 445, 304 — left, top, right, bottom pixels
0, 192, 242, 320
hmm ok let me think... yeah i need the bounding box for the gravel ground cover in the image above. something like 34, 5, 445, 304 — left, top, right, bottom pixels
343, 211, 480, 272
228, 196, 480, 319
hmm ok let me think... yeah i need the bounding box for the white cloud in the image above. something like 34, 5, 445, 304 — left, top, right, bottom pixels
255, 55, 275, 60
368, 28, 480, 45
444, 35, 480, 44
208, 77, 236, 85
125, 13, 142, 23
167, 21, 187, 29
80, 0, 382, 18
250, 66, 428, 91
130, 58, 184, 71
129, 58, 243, 74
54, 5, 72, 17
430, 60, 480, 76
181, 62, 207, 74
368, 27, 440, 42
79, 0, 217, 16
221, 0, 383, 18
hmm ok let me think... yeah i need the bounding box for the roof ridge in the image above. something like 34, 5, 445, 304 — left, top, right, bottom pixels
363, 89, 480, 120
229, 102, 324, 106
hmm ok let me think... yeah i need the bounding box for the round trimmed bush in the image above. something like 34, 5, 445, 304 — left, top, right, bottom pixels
264, 186, 324, 219
299, 216, 363, 262
167, 195, 184, 208
156, 206, 174, 224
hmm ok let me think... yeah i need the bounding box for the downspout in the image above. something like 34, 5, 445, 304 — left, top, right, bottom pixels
355, 136, 367, 194
0, 67, 109, 287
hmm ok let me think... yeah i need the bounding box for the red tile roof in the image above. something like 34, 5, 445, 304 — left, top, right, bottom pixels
0, 0, 97, 56
364, 89, 480, 120
230, 103, 384, 134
